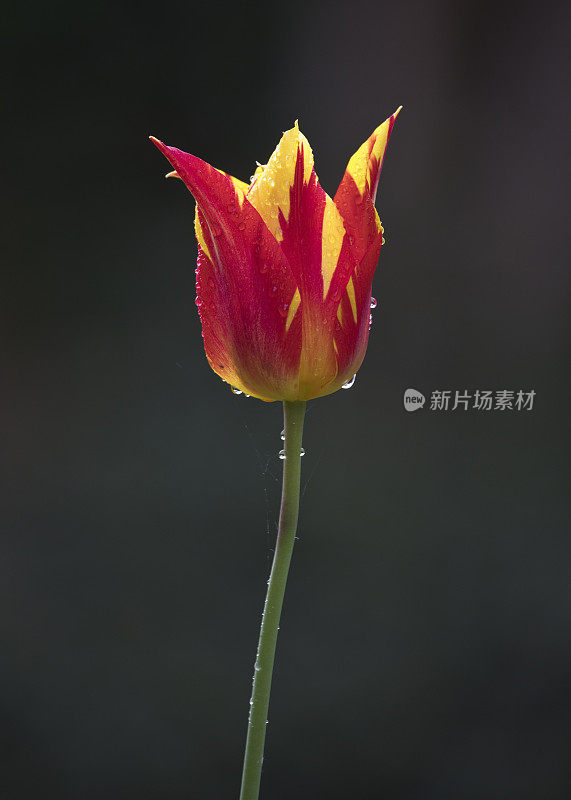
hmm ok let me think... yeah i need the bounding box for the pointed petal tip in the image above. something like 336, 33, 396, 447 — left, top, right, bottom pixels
149, 136, 170, 157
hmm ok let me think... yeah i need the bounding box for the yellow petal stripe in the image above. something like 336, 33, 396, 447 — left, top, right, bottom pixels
346, 277, 357, 322
247, 121, 313, 241
194, 209, 213, 262
321, 195, 346, 298
285, 288, 301, 332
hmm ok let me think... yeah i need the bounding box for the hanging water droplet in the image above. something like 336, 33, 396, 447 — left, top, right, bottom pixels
370, 297, 378, 309
231, 387, 243, 395
342, 374, 357, 389
254, 662, 261, 672
280, 429, 285, 440
278, 449, 286, 460
300, 448, 305, 457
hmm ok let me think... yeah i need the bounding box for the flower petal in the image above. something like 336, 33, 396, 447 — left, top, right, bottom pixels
151, 137, 302, 400
333, 108, 401, 263
247, 121, 313, 242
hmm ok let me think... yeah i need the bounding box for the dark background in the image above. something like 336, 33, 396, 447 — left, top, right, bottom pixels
2, 1, 570, 798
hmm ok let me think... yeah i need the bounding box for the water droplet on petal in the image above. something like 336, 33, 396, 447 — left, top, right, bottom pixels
342, 374, 357, 389
370, 297, 377, 309
280, 429, 285, 441
278, 449, 286, 460
300, 447, 305, 457
231, 387, 243, 395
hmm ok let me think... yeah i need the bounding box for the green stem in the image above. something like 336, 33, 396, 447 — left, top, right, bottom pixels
239, 400, 307, 800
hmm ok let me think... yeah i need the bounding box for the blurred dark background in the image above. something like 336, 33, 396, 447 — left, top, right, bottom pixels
2, 0, 570, 798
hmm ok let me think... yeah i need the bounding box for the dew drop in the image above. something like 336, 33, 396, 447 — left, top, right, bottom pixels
231, 387, 243, 395
280, 429, 285, 440
370, 297, 378, 309
278, 302, 289, 317
278, 449, 286, 460
342, 374, 357, 389
300, 447, 305, 457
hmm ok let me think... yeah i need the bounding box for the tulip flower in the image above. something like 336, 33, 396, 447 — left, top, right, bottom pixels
150, 108, 399, 402
151, 110, 400, 800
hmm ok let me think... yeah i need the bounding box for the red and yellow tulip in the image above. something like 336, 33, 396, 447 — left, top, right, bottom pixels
151, 109, 400, 401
